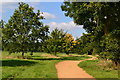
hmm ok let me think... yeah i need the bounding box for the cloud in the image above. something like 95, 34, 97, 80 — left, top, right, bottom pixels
46, 21, 86, 39
41, 12, 56, 19
1, 2, 39, 13
1, 2, 18, 13
46, 21, 83, 31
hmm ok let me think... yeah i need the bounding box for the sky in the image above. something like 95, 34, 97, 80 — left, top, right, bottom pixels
0, 1, 87, 39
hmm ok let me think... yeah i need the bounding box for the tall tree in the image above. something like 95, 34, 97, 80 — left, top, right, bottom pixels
61, 1, 120, 66
61, 2, 120, 36
2, 2, 49, 56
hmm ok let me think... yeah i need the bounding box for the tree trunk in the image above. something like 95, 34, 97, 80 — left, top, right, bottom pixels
66, 51, 69, 55
22, 52, 24, 57
118, 62, 120, 70
112, 61, 120, 69
53, 50, 56, 56
30, 52, 33, 56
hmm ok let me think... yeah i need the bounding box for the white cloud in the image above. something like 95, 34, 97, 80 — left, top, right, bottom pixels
1, 2, 18, 13
1, 2, 39, 13
46, 21, 83, 31
41, 12, 56, 19
46, 21, 85, 39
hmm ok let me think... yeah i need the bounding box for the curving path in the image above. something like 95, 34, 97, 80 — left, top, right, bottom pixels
55, 56, 97, 80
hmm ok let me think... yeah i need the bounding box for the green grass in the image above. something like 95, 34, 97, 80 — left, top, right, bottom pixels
61, 56, 91, 60
78, 60, 118, 80
1, 51, 91, 79
2, 51, 91, 60
2, 59, 60, 79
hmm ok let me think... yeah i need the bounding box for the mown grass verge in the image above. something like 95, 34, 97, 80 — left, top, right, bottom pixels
2, 59, 60, 79
78, 60, 118, 80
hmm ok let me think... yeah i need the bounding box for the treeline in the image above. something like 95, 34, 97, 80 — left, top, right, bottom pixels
61, 2, 120, 67
1, 2, 120, 67
0, 2, 81, 56
42, 28, 82, 56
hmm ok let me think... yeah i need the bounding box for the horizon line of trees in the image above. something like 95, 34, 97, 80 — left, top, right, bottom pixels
0, 2, 82, 57
0, 2, 120, 67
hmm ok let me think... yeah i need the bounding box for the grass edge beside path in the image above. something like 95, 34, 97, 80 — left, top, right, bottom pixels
78, 60, 118, 80
2, 59, 60, 78
2, 54, 91, 79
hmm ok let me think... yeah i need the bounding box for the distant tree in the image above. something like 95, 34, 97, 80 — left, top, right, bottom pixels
0, 20, 5, 28
44, 28, 66, 56
63, 33, 74, 55
73, 38, 81, 54
0, 20, 5, 50
2, 2, 49, 56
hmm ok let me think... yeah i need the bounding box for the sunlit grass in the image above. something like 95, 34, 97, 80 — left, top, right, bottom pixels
2, 51, 91, 79
78, 60, 118, 79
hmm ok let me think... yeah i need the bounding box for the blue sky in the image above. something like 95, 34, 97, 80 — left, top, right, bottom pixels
1, 1, 86, 39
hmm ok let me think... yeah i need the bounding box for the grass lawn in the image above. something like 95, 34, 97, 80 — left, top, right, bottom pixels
78, 60, 119, 80
1, 51, 91, 79
2, 59, 60, 79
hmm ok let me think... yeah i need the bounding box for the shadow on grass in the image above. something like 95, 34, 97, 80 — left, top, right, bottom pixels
1, 60, 37, 67
27, 56, 91, 61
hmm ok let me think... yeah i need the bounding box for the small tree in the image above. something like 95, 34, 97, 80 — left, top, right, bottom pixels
63, 33, 74, 55
44, 28, 66, 56
2, 2, 49, 57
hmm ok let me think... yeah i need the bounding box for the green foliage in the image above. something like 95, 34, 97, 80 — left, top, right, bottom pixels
0, 19, 5, 28
0, 20, 5, 50
75, 33, 94, 55
43, 28, 66, 55
61, 2, 120, 34
2, 2, 49, 56
63, 33, 74, 54
61, 1, 120, 67
99, 34, 120, 65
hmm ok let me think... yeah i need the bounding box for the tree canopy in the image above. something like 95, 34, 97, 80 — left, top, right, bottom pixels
61, 1, 120, 66
43, 28, 66, 55
2, 2, 49, 56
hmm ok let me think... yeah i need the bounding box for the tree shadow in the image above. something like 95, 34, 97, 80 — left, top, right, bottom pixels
28, 56, 90, 60
27, 57, 61, 60
1, 60, 37, 67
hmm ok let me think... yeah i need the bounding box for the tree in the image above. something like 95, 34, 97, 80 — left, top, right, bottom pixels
61, 1, 120, 67
2, 2, 49, 56
61, 2, 119, 35
44, 28, 66, 56
0, 20, 5, 50
75, 33, 94, 55
0, 20, 5, 28
63, 33, 74, 55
